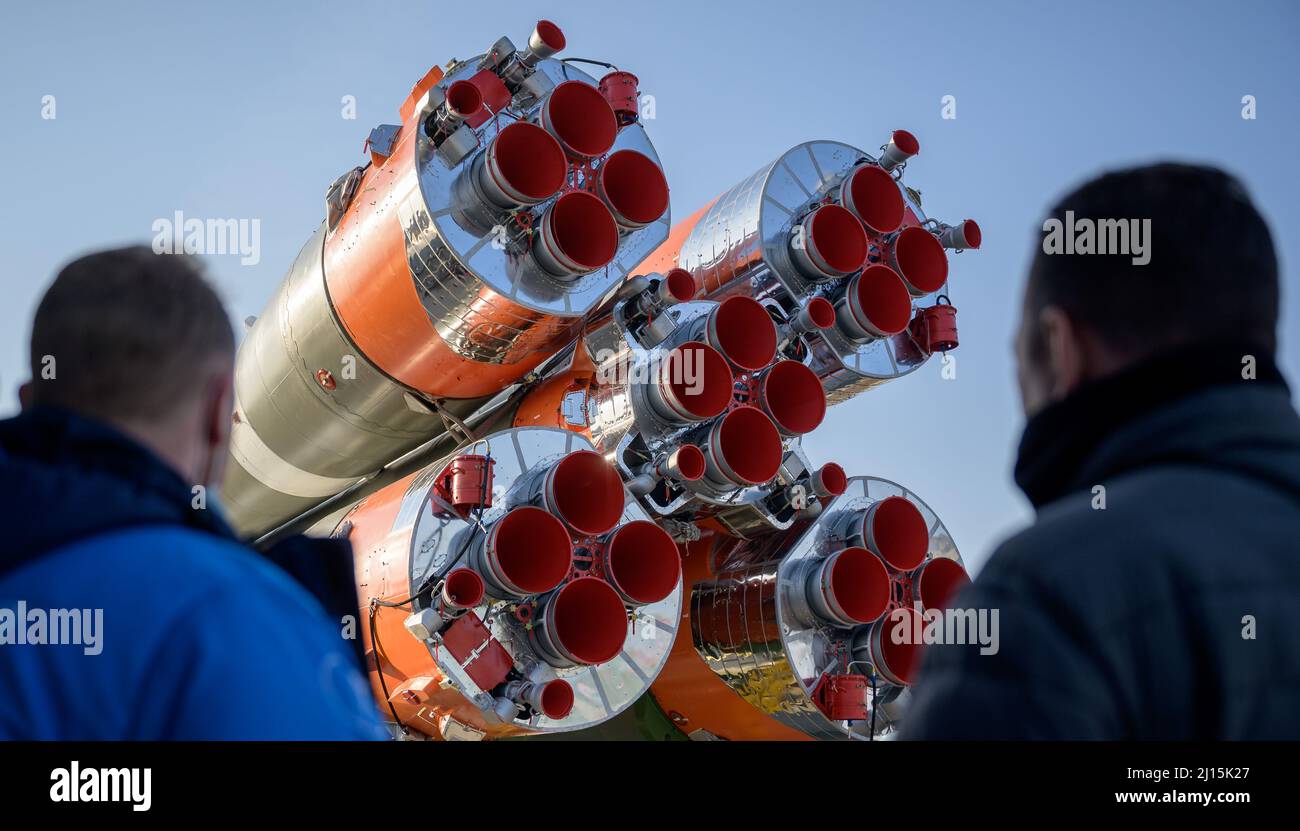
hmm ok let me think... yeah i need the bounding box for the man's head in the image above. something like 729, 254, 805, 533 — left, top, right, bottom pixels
21, 247, 236, 487
1015, 163, 1279, 416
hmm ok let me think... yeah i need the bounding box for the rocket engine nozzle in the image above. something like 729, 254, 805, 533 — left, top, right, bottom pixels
628, 444, 707, 496
862, 606, 923, 686
520, 19, 566, 66
596, 149, 670, 229
441, 567, 486, 609
811, 462, 848, 498
533, 577, 629, 666
754, 360, 826, 436
807, 546, 891, 626
850, 495, 930, 571
940, 219, 982, 250
658, 268, 697, 304
534, 190, 620, 277
604, 520, 681, 605
474, 506, 573, 597
888, 225, 950, 296
704, 295, 778, 372
879, 129, 920, 171
541, 450, 627, 536
656, 444, 707, 482
791, 204, 869, 280
508, 678, 575, 720
836, 264, 912, 340
540, 80, 618, 159
792, 296, 836, 333
700, 406, 783, 488
645, 342, 733, 423
915, 556, 971, 612
839, 163, 905, 234
444, 80, 484, 120
476, 121, 567, 208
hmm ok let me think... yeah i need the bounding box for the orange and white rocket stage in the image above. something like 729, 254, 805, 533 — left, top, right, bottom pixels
226, 18, 981, 740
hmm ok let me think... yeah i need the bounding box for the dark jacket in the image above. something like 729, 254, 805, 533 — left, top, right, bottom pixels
905, 344, 1300, 739
0, 407, 383, 739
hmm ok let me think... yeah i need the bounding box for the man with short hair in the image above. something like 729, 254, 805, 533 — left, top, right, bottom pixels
906, 164, 1300, 739
0, 247, 384, 739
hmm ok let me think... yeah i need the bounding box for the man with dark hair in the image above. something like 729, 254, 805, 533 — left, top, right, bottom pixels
906, 163, 1300, 739
0, 247, 384, 739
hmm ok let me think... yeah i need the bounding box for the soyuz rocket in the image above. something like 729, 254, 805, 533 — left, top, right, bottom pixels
224, 19, 982, 740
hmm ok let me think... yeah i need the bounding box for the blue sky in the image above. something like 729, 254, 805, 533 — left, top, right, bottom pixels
1, 0, 1296, 574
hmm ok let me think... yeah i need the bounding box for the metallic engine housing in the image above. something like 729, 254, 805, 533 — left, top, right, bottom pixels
398, 58, 669, 367
690, 475, 960, 740
572, 299, 802, 531
674, 141, 943, 404
367, 427, 681, 733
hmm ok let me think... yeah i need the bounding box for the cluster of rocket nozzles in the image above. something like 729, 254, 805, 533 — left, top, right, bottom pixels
441, 25, 669, 278
381, 442, 683, 728
633, 292, 830, 491
804, 495, 973, 687
792, 132, 980, 345
227, 17, 982, 740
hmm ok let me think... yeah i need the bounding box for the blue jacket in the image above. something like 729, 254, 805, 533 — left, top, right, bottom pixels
0, 407, 386, 740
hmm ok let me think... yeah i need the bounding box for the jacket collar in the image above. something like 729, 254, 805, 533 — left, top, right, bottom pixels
1013, 341, 1293, 509
0, 406, 236, 566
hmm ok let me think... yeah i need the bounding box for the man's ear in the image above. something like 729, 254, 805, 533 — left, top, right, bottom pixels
1038, 305, 1089, 401
204, 368, 235, 449
17, 381, 32, 411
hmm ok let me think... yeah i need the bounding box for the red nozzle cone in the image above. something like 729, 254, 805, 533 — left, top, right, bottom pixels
537, 678, 574, 719
940, 219, 981, 250
915, 557, 971, 612
702, 406, 783, 487
840, 164, 904, 234
441, 567, 485, 609
446, 80, 484, 118
801, 296, 836, 331
648, 342, 732, 423
532, 20, 566, 53
534, 191, 620, 276
862, 495, 930, 571
756, 360, 826, 436
889, 226, 949, 295
871, 607, 923, 685
597, 149, 669, 229
879, 129, 920, 171
808, 546, 891, 626
477, 506, 573, 596
662, 268, 697, 303
540, 80, 618, 159
705, 295, 778, 371
536, 577, 629, 665
480, 122, 566, 207
838, 264, 912, 339
605, 520, 681, 605
543, 450, 626, 536
660, 444, 706, 481
892, 130, 920, 155
812, 462, 848, 498
792, 204, 869, 279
